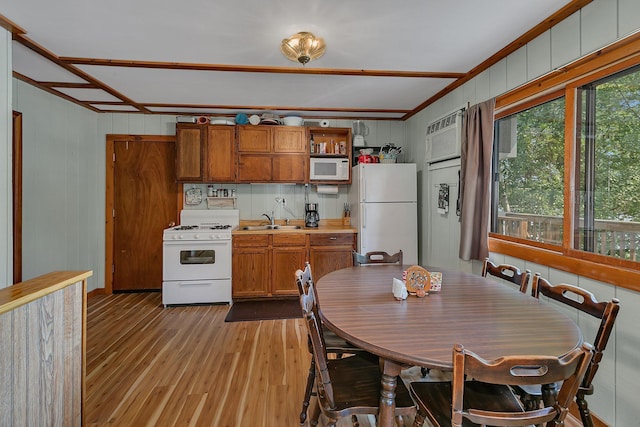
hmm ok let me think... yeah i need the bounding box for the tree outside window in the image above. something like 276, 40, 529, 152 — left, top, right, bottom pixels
492, 97, 566, 246
577, 66, 640, 261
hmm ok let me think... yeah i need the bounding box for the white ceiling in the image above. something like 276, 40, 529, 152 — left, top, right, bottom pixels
3, 0, 576, 119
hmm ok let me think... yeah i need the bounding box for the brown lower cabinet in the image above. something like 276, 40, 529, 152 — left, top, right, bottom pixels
309, 233, 356, 281
232, 231, 355, 298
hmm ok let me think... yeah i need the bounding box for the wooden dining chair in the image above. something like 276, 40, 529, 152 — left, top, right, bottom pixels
409, 342, 593, 427
295, 263, 365, 425
353, 249, 403, 265
517, 273, 620, 426
481, 258, 532, 294
299, 278, 416, 427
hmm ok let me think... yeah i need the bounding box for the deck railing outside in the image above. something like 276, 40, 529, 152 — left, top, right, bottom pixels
496, 213, 640, 262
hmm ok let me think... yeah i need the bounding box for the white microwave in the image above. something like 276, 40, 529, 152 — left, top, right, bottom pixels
310, 157, 350, 181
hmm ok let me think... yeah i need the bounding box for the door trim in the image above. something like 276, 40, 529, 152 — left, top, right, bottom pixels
13, 111, 22, 284
105, 134, 183, 294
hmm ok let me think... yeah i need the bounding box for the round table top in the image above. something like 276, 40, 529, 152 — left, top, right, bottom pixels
315, 265, 583, 370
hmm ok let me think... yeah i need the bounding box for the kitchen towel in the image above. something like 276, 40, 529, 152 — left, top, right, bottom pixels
438, 183, 449, 214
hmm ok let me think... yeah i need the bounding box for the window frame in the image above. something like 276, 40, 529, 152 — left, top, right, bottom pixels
489, 33, 640, 292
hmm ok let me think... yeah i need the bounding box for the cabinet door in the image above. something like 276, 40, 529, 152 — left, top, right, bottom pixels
204, 125, 235, 182
272, 154, 306, 183
232, 247, 270, 297
309, 247, 354, 282
237, 155, 272, 182
272, 246, 307, 296
309, 232, 355, 281
175, 125, 203, 181
237, 126, 271, 152
273, 127, 306, 153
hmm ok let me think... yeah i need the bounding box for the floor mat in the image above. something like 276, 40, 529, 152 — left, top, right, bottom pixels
224, 298, 302, 322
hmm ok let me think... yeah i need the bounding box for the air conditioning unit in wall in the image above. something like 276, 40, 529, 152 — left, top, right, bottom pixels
425, 108, 465, 164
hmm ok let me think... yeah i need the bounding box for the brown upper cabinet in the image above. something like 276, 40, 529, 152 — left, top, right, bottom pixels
175, 123, 236, 183
176, 124, 353, 184
205, 125, 236, 182
175, 124, 203, 181
236, 125, 307, 183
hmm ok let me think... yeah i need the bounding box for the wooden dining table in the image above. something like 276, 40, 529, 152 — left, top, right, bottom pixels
315, 265, 583, 427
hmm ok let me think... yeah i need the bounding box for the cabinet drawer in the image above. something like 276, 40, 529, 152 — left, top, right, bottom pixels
273, 233, 306, 246
309, 233, 354, 247
233, 234, 269, 248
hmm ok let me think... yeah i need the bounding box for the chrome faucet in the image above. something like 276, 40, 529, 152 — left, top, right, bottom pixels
262, 211, 275, 225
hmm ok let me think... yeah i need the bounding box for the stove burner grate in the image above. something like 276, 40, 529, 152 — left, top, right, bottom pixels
174, 225, 198, 231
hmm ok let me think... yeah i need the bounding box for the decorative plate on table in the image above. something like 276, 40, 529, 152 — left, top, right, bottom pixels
185, 187, 203, 205
404, 265, 431, 297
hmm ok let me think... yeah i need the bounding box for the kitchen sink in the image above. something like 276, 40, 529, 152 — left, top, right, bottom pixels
240, 225, 302, 231
241, 225, 275, 231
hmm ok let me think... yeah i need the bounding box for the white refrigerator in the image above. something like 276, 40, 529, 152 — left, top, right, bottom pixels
348, 163, 418, 265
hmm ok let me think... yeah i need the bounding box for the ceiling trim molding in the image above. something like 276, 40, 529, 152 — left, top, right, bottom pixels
144, 103, 410, 114
0, 14, 26, 34
41, 82, 97, 89
14, 33, 150, 113
402, 0, 594, 120
60, 57, 466, 79
13, 72, 103, 113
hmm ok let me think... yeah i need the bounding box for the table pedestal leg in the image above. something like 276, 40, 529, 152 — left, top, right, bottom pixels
379, 359, 402, 427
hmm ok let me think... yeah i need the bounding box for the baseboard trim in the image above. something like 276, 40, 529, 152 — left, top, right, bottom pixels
87, 288, 107, 299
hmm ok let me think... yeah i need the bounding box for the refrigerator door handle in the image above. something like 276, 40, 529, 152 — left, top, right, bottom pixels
361, 205, 366, 248
361, 168, 366, 202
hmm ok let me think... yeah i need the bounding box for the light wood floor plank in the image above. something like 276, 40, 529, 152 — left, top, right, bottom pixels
86, 292, 582, 427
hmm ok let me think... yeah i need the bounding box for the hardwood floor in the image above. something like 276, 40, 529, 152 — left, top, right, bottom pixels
85, 292, 581, 427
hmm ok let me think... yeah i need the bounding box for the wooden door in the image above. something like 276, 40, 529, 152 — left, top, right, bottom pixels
309, 233, 355, 281
272, 233, 307, 296
232, 234, 270, 297
237, 155, 272, 182
204, 125, 236, 182
273, 127, 306, 152
175, 124, 203, 181
272, 154, 306, 182
237, 126, 271, 152
112, 137, 178, 291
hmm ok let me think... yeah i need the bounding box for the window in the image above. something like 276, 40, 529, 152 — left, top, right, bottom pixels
489, 36, 640, 286
492, 97, 566, 247
575, 66, 640, 262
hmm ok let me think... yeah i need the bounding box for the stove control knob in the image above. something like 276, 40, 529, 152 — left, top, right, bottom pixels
178, 235, 184, 240
194, 234, 200, 239
211, 234, 217, 239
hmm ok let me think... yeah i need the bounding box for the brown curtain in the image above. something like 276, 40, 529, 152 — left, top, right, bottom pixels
459, 98, 495, 261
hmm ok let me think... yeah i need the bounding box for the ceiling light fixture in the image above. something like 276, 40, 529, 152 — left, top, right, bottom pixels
280, 32, 326, 65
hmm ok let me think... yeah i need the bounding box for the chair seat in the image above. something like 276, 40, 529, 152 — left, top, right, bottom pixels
326, 353, 415, 418
323, 327, 359, 353
410, 380, 525, 426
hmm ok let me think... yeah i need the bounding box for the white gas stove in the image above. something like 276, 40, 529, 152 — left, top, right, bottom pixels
162, 209, 239, 306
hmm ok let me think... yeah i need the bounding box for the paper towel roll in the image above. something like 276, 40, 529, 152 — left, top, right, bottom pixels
316, 185, 339, 194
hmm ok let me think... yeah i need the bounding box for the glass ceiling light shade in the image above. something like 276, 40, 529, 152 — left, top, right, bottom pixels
280, 32, 326, 65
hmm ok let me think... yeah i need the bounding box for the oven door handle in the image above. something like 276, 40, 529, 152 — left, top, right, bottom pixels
163, 240, 230, 245
178, 281, 213, 287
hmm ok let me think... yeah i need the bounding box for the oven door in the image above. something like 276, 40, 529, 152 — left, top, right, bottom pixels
163, 240, 231, 281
